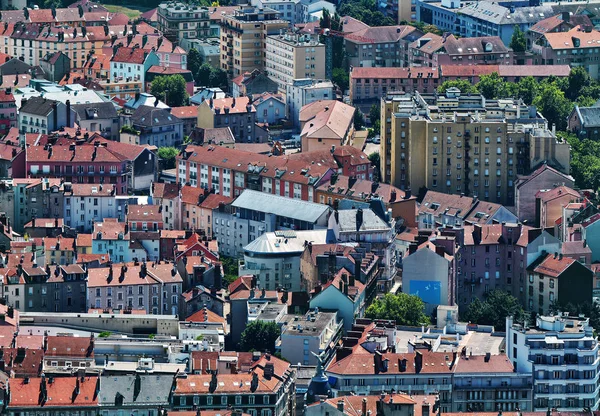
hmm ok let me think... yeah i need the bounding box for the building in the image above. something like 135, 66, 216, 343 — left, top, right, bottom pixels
128, 105, 184, 147
344, 25, 423, 69
87, 262, 183, 315
40, 51, 70, 83
181, 186, 231, 235
251, 0, 304, 24
213, 189, 331, 257
171, 352, 296, 416
197, 97, 262, 143
92, 218, 130, 263
19, 97, 74, 137
506, 314, 599, 411
279, 310, 343, 365
306, 394, 437, 416
515, 164, 575, 225
286, 79, 334, 128
71, 102, 120, 141
253, 93, 286, 125
232, 69, 279, 98
439, 64, 571, 85
300, 100, 355, 152
171, 106, 198, 137
110, 47, 160, 90
183, 38, 221, 68
568, 104, 600, 140
127, 204, 164, 232
265, 31, 326, 91
535, 186, 582, 228
157, 2, 211, 42
380, 90, 570, 205
0, 90, 17, 135
98, 374, 172, 413
219, 6, 289, 78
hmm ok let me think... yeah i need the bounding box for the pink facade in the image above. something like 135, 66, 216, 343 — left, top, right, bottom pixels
0, 91, 17, 135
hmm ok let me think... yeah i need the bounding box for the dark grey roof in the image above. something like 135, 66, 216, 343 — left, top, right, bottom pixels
131, 105, 182, 128
71, 102, 118, 120
578, 106, 600, 128
20, 96, 59, 116
99, 374, 172, 406
458, 2, 557, 25
335, 209, 390, 232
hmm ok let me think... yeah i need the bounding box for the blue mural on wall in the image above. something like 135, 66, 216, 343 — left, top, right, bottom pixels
410, 280, 441, 304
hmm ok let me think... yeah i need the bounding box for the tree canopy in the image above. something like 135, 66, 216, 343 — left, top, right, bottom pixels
157, 147, 179, 169
461, 290, 526, 330
509, 26, 526, 53
150, 74, 188, 107
187, 48, 203, 84
239, 320, 281, 352
337, 0, 395, 26
365, 293, 430, 326
332, 67, 349, 92
354, 109, 365, 130
437, 80, 478, 94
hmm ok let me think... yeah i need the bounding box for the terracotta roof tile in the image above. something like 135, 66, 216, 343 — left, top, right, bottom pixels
352, 66, 438, 79
9, 376, 98, 407
532, 253, 576, 278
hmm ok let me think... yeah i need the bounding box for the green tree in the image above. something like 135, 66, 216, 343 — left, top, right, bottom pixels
462, 290, 526, 330
476, 72, 505, 99
437, 80, 478, 94
509, 26, 526, 53
188, 48, 203, 84
562, 132, 600, 189
365, 293, 430, 326
533, 82, 573, 131
332, 67, 349, 92
515, 76, 539, 105
549, 300, 600, 334
196, 63, 213, 87
368, 152, 380, 182
158, 147, 179, 169
209, 67, 228, 90
220, 256, 239, 288
369, 104, 380, 127
566, 66, 591, 101
239, 320, 281, 352
354, 109, 365, 130
150, 74, 189, 107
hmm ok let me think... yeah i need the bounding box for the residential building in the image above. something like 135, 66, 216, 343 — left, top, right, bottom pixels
344, 25, 423, 69
380, 90, 570, 205
98, 374, 173, 413
306, 394, 438, 416
171, 352, 296, 416
43, 334, 95, 371
582, 214, 600, 263
197, 97, 263, 143
515, 164, 575, 225
439, 64, 571, 85
251, 0, 304, 24
0, 90, 17, 134
151, 182, 182, 231
43, 236, 76, 265
535, 186, 582, 228
182, 38, 221, 67
253, 93, 286, 125
71, 102, 119, 141
232, 69, 279, 98
240, 229, 330, 291
219, 6, 289, 78
182, 284, 226, 318
177, 144, 333, 201
171, 106, 198, 137
506, 314, 600, 411
127, 204, 164, 232
418, 191, 518, 229
213, 189, 331, 257
526, 12, 588, 49
300, 100, 355, 152
87, 262, 183, 315
265, 31, 326, 91
408, 34, 512, 68
229, 288, 287, 345
279, 310, 343, 365
157, 2, 211, 42
22, 264, 88, 313
127, 105, 184, 147
181, 186, 232, 235
10, 178, 64, 233
39, 51, 70, 83
92, 218, 130, 263
18, 97, 74, 137
110, 47, 160, 90
286, 79, 334, 128
568, 104, 600, 140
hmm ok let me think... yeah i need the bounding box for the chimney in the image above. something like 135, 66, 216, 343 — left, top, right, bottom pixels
415, 351, 423, 374
422, 402, 430, 416
356, 208, 364, 231
337, 400, 345, 412
362, 398, 367, 416
485, 352, 491, 362
348, 175, 357, 189
390, 190, 397, 202
404, 187, 412, 199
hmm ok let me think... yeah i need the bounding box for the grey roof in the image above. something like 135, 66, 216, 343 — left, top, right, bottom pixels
577, 106, 600, 128
132, 105, 182, 128
458, 2, 557, 25
335, 209, 390, 232
71, 102, 118, 120
99, 374, 172, 406
244, 229, 330, 254
20, 96, 59, 116
233, 189, 330, 223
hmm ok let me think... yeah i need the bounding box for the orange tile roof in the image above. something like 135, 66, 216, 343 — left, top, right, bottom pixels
544, 26, 600, 50
452, 354, 514, 373
127, 204, 162, 222
46, 335, 93, 357
9, 376, 99, 407
206, 96, 255, 115
327, 350, 454, 375
533, 253, 576, 278
93, 218, 128, 240
186, 307, 226, 324
351, 66, 438, 79
171, 106, 199, 119
87, 262, 182, 288
111, 47, 148, 64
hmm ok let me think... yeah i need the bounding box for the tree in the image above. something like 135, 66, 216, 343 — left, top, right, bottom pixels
208, 67, 228, 90
566, 67, 591, 101
196, 63, 213, 87
533, 82, 573, 131
368, 152, 380, 182
476, 72, 505, 99
437, 80, 478, 94
354, 109, 365, 130
515, 76, 539, 105
239, 320, 281, 352
549, 300, 600, 334
332, 67, 349, 92
509, 25, 526, 53
369, 104, 380, 127
150, 74, 189, 107
365, 293, 430, 326
562, 132, 600, 189
158, 147, 179, 169
462, 290, 526, 330
188, 48, 203, 84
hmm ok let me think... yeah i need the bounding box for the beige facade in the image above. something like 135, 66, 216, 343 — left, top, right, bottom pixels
380, 90, 570, 206
265, 32, 326, 91
220, 6, 288, 79
157, 2, 211, 42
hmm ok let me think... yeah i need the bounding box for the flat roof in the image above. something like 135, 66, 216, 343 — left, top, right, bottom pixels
233, 189, 330, 223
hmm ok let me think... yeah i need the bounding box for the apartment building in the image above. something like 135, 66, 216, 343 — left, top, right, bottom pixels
220, 6, 289, 78
102, 33, 189, 71
380, 89, 570, 205
300, 100, 355, 152
286, 78, 334, 128
129, 105, 185, 148
265, 31, 325, 91
110, 47, 160, 90
251, 0, 304, 24
197, 97, 262, 143
87, 262, 183, 315
345, 25, 423, 69
92, 218, 130, 263
507, 314, 600, 411
176, 145, 333, 201
157, 2, 211, 42
439, 64, 571, 85
19, 97, 74, 137
0, 90, 16, 134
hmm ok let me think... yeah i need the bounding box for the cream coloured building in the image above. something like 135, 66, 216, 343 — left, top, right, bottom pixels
380, 89, 570, 206
265, 31, 326, 91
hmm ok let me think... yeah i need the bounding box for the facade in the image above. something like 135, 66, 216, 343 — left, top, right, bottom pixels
157, 2, 211, 42
300, 100, 355, 152
507, 314, 600, 411
568, 104, 600, 140
380, 90, 570, 205
253, 93, 286, 125
71, 102, 120, 141
129, 105, 185, 148
110, 47, 160, 90
219, 6, 289, 78
251, 0, 304, 24
286, 79, 334, 128
535, 186, 581, 228
265, 32, 326, 91
0, 90, 17, 134
197, 97, 261, 143
19, 97, 74, 137
92, 218, 131, 263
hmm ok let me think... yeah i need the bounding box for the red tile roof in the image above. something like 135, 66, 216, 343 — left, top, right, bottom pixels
205, 96, 255, 115
228, 275, 253, 294
453, 354, 514, 373
93, 218, 128, 240
46, 335, 93, 357
127, 204, 162, 222
544, 26, 600, 50
186, 307, 226, 323
311, 394, 417, 416
533, 253, 576, 278
87, 262, 182, 288
111, 47, 147, 64
535, 185, 580, 202
327, 350, 454, 375
9, 376, 99, 407
171, 106, 199, 119
351, 66, 438, 79
153, 182, 180, 200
